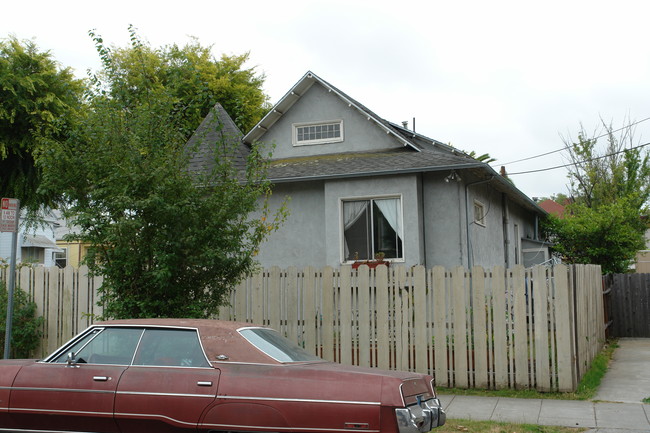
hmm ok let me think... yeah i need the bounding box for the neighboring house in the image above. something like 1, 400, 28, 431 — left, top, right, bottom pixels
538, 199, 566, 218
189, 71, 549, 269
54, 212, 89, 268
635, 225, 650, 273
0, 210, 62, 267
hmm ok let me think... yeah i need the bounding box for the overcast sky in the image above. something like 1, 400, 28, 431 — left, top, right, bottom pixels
4, 0, 650, 200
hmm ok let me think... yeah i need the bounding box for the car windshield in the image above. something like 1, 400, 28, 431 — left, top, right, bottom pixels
239, 328, 323, 363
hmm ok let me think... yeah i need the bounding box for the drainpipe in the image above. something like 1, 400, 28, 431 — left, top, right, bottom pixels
465, 177, 494, 269
502, 193, 510, 268
419, 173, 428, 269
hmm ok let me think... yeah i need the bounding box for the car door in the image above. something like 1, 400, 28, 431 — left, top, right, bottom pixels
10, 327, 143, 432
114, 328, 219, 433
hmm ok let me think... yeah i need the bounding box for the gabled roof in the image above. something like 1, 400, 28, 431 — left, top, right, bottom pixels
243, 71, 456, 154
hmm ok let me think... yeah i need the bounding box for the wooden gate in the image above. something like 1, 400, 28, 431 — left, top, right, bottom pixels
604, 273, 650, 337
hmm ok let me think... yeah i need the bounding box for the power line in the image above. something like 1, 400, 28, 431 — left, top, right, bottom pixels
495, 116, 650, 167
507, 140, 650, 176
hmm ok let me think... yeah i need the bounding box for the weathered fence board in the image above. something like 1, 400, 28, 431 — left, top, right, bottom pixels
0, 263, 604, 392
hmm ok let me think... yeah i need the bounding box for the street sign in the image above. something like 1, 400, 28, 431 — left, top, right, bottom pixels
1, 198, 19, 359
1, 198, 19, 233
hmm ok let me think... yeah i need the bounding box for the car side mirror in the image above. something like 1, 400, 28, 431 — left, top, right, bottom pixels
66, 352, 77, 367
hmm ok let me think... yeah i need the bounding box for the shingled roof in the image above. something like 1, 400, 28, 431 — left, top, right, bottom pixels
185, 75, 544, 214
186, 103, 248, 175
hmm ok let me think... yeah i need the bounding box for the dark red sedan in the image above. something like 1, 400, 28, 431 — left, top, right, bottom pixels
0, 319, 446, 433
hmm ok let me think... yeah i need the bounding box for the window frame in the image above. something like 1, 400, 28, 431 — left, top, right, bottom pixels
292, 119, 344, 146
473, 200, 486, 227
339, 195, 405, 264
54, 247, 67, 268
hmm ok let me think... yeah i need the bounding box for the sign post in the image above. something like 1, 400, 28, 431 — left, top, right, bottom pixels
1, 198, 20, 359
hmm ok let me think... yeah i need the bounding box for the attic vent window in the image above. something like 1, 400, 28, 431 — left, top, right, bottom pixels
293, 120, 343, 146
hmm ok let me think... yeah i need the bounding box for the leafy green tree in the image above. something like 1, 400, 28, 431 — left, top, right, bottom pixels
0, 36, 85, 210
39, 29, 286, 319
565, 121, 650, 211
542, 200, 646, 274
89, 27, 269, 137
544, 120, 649, 273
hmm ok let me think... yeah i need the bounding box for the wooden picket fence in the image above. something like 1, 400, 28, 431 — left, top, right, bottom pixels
0, 265, 104, 357
0, 263, 604, 392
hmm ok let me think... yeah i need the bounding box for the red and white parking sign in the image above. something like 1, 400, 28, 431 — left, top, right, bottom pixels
1, 198, 19, 233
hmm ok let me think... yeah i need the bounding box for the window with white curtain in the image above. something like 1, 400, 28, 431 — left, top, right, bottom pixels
342, 197, 403, 261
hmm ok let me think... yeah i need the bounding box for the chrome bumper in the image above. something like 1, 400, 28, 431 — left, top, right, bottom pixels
395, 398, 446, 433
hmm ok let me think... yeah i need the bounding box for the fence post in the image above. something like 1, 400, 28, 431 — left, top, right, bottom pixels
432, 266, 448, 387
554, 264, 577, 392
321, 266, 335, 362
471, 266, 488, 389
413, 265, 428, 374
452, 266, 468, 388
532, 265, 551, 391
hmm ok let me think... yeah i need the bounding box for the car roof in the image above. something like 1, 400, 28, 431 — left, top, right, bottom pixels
94, 318, 281, 365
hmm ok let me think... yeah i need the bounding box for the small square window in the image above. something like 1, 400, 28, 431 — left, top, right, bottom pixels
474, 200, 486, 227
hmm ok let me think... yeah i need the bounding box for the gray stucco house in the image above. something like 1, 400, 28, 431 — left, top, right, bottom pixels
190, 71, 549, 269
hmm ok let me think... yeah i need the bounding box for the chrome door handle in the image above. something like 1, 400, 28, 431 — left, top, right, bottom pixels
93, 376, 109, 381
197, 381, 213, 387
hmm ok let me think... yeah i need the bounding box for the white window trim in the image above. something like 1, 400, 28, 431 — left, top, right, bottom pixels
473, 200, 486, 227
339, 194, 405, 264
292, 119, 344, 146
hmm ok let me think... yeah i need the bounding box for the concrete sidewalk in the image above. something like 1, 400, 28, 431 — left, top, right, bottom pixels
437, 338, 650, 432
438, 394, 650, 432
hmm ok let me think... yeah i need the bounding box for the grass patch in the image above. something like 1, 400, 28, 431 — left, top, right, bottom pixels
437, 339, 618, 401
643, 397, 650, 404
434, 418, 587, 433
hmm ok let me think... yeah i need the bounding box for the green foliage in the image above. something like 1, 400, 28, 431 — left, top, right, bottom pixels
89, 26, 269, 137
566, 122, 650, 211
39, 29, 286, 319
542, 200, 646, 274
0, 282, 44, 359
546, 121, 650, 273
466, 150, 496, 164
0, 36, 85, 210
436, 419, 584, 433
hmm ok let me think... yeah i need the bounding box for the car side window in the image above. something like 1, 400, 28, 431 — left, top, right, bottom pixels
133, 329, 210, 367
53, 327, 143, 365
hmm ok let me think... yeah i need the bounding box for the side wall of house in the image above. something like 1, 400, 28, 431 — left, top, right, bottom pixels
255, 174, 425, 268
421, 173, 543, 269
253, 180, 327, 268
465, 182, 508, 269
508, 203, 544, 266
422, 172, 467, 268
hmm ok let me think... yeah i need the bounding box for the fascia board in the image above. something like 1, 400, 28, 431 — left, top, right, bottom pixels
243, 72, 317, 145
